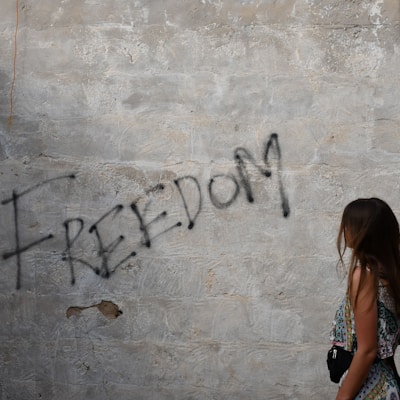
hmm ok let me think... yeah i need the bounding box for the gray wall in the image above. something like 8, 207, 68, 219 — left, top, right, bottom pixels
1, 1, 400, 399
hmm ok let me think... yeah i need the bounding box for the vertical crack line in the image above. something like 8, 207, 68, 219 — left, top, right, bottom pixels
8, 0, 19, 127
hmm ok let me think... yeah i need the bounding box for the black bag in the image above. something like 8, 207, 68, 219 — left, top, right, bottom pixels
327, 345, 353, 383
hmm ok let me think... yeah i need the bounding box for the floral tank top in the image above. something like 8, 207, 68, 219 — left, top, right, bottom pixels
330, 283, 400, 357
330, 283, 400, 399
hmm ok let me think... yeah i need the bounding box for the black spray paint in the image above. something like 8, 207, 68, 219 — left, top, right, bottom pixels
2, 174, 75, 289
174, 176, 202, 229
209, 133, 290, 217
2, 134, 290, 289
131, 183, 183, 248
263, 133, 290, 218
63, 205, 137, 286
208, 174, 240, 209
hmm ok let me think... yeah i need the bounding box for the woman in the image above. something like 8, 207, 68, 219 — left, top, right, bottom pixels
330, 198, 400, 399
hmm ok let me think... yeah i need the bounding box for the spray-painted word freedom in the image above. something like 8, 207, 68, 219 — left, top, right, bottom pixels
2, 134, 290, 289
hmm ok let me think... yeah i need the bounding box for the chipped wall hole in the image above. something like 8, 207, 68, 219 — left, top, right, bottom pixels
66, 300, 122, 319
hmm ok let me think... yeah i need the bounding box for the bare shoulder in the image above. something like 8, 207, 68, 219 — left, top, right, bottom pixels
350, 267, 377, 309
351, 266, 375, 286
351, 266, 362, 281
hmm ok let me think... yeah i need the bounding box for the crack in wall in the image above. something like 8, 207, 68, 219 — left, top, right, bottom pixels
66, 300, 123, 319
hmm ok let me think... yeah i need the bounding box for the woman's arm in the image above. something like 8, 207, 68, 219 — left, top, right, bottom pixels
336, 268, 378, 400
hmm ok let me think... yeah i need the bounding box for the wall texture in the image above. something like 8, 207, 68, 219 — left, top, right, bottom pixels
1, 1, 400, 399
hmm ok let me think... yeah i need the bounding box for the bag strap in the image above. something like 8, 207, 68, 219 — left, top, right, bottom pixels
344, 293, 354, 352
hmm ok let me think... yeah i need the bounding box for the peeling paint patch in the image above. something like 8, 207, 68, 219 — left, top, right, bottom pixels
66, 300, 123, 319
368, 0, 384, 24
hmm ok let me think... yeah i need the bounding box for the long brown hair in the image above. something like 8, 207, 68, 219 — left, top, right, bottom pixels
337, 198, 400, 315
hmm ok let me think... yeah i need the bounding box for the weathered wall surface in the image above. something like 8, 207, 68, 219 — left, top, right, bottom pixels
1, 1, 400, 399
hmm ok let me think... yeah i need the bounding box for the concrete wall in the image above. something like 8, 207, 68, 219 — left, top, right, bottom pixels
1, 1, 400, 399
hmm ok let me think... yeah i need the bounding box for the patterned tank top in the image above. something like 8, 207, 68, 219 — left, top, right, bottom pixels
330, 282, 400, 358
